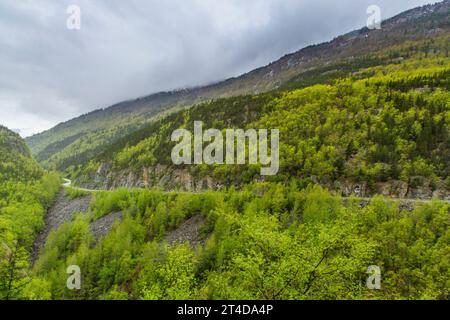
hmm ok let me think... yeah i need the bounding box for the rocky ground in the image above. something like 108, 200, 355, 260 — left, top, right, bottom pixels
32, 190, 127, 263
90, 211, 123, 241
32, 191, 92, 263
32, 188, 206, 265
164, 215, 206, 247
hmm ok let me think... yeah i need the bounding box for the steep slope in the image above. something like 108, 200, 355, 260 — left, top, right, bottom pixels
26, 1, 450, 172
0, 125, 42, 182
70, 47, 450, 199
32, 183, 450, 300
0, 126, 60, 299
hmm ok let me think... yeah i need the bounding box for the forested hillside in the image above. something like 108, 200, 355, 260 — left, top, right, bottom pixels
2, 127, 448, 300
26, 1, 450, 173
0, 126, 42, 182
70, 36, 450, 200
32, 184, 450, 299
0, 126, 60, 299
1, 1, 449, 301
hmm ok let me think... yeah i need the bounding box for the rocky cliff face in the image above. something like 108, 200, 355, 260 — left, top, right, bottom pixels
77, 162, 450, 201
332, 179, 450, 200
76, 162, 221, 192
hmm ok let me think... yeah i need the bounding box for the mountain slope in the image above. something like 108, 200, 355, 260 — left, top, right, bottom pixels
0, 126, 60, 299
70, 49, 450, 199
0, 125, 42, 182
26, 1, 450, 172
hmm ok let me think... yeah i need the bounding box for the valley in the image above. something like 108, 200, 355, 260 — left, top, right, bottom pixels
0, 1, 449, 301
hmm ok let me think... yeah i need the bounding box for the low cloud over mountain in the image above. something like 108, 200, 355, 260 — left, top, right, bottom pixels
0, 0, 436, 136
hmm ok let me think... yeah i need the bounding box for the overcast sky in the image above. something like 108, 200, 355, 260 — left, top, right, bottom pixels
0, 0, 438, 137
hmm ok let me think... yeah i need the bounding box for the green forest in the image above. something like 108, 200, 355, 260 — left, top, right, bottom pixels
0, 126, 60, 299
72, 39, 450, 197
1, 46, 449, 300
30, 184, 449, 300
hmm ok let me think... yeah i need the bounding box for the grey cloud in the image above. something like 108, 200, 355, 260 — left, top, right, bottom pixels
0, 0, 437, 136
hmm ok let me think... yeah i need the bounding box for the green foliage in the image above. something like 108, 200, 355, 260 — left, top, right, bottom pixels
3, 11, 450, 300
27, 13, 450, 175
139, 244, 198, 300
71, 53, 450, 195
0, 126, 43, 183
0, 127, 61, 299
30, 184, 450, 300
90, 189, 131, 220
65, 187, 90, 200
359, 198, 450, 299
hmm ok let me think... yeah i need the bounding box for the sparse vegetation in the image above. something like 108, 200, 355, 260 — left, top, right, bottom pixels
65, 187, 90, 200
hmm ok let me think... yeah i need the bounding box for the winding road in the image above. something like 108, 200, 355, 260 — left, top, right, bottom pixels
63, 178, 100, 193
62, 178, 449, 204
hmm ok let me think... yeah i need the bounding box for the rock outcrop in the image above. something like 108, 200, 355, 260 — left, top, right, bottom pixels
164, 215, 206, 247
78, 163, 221, 192
90, 212, 123, 241
79, 162, 450, 201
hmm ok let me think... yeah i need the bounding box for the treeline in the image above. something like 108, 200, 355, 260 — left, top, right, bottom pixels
32, 183, 449, 300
